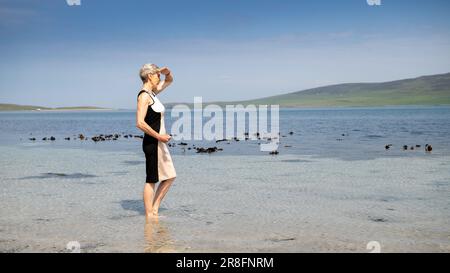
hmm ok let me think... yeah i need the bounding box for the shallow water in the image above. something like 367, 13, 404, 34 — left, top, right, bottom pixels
0, 107, 449, 252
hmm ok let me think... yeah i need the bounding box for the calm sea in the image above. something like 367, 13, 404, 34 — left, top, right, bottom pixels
0, 106, 449, 160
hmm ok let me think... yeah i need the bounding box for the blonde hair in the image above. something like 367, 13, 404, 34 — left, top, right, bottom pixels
139, 63, 160, 83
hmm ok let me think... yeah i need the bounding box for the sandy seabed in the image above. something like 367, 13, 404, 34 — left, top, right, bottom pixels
0, 145, 449, 253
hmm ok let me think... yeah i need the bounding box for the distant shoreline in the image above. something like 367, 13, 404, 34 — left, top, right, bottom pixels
0, 104, 116, 112
164, 102, 450, 108
0, 109, 117, 112
35, 108, 116, 112
5, 103, 449, 112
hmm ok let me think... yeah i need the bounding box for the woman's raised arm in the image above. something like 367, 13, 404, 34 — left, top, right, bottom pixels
155, 67, 173, 94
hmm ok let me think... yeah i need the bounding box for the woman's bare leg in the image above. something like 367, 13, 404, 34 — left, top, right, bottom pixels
144, 183, 156, 219
152, 177, 175, 216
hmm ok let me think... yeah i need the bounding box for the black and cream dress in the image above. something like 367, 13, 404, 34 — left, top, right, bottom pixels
138, 89, 177, 183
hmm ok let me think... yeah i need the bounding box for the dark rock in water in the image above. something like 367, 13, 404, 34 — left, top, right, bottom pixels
336, 138, 344, 141
385, 144, 393, 150
42, 137, 47, 141
216, 139, 228, 143
179, 142, 188, 146
267, 237, 296, 243
19, 172, 97, 180
187, 147, 191, 150
29, 138, 36, 141
282, 159, 312, 163
410, 146, 414, 150
289, 131, 294, 135
123, 160, 142, 166
416, 145, 421, 148
65, 137, 70, 140
270, 151, 279, 155
124, 135, 129, 138
34, 218, 54, 222
284, 145, 292, 148
134, 135, 143, 139
92, 136, 105, 142
50, 136, 56, 141
196, 147, 223, 154
369, 217, 388, 223
403, 145, 408, 151
79, 134, 85, 140
425, 144, 433, 152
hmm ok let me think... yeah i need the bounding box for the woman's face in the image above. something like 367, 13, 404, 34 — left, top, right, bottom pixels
148, 71, 161, 85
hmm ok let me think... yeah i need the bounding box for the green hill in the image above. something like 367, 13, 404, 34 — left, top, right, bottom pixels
231, 72, 450, 107
176, 72, 450, 108
0, 104, 50, 111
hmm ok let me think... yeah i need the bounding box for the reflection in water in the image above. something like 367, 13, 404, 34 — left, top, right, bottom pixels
144, 218, 176, 253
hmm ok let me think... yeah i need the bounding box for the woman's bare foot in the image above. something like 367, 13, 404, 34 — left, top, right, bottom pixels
145, 215, 159, 225
152, 207, 159, 217
146, 213, 158, 220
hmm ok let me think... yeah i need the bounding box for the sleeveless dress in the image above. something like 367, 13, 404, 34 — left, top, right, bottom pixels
138, 89, 177, 183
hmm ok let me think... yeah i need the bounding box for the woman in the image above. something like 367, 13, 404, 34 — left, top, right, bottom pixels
136, 63, 176, 219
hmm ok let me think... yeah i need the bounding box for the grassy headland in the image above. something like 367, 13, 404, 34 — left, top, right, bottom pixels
0, 104, 113, 111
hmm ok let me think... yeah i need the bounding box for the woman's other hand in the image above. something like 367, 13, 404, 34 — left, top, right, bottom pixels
158, 134, 172, 143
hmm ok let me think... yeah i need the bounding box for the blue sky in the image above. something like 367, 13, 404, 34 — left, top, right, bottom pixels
1, 0, 450, 109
